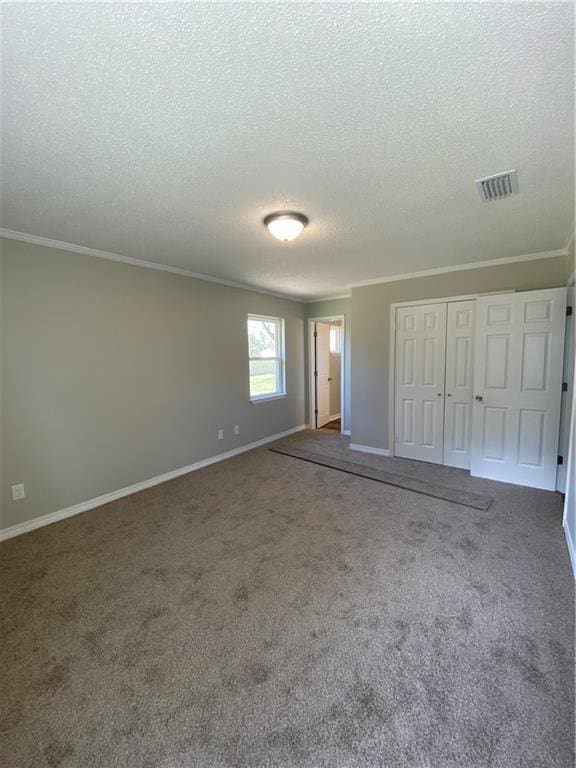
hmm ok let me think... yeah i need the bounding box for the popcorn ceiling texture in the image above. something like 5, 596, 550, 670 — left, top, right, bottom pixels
1, 2, 574, 299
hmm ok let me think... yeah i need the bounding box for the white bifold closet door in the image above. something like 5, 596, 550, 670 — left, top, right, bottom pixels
394, 304, 447, 464
394, 301, 475, 467
443, 301, 475, 468
470, 288, 567, 490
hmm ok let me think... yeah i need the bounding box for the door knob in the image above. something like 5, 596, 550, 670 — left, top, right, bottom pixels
475, 395, 483, 402
446, 393, 452, 397
328, 377, 333, 382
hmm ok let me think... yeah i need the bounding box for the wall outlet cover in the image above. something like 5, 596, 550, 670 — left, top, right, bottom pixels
217, 429, 224, 440
12, 483, 26, 501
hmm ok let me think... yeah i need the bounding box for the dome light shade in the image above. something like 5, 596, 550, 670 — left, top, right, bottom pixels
263, 211, 309, 242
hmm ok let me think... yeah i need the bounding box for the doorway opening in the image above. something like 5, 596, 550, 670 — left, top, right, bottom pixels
308, 315, 345, 433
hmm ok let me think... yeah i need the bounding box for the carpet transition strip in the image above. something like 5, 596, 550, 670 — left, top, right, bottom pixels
269, 446, 492, 510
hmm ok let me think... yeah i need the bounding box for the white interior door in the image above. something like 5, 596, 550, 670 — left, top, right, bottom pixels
394, 304, 447, 463
315, 322, 331, 428
443, 301, 475, 469
471, 288, 567, 490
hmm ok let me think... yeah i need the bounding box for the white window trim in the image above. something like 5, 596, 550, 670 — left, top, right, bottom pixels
250, 393, 287, 405
329, 324, 342, 355
247, 314, 287, 403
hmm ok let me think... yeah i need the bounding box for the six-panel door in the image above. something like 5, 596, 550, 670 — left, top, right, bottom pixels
470, 288, 567, 490
394, 304, 447, 464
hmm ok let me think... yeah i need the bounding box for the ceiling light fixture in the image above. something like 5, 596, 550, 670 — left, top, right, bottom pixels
263, 211, 309, 242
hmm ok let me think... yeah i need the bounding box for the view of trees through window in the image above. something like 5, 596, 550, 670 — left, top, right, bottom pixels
247, 315, 285, 398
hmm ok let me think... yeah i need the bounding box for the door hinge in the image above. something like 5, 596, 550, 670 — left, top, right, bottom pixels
314, 408, 318, 415
558, 455, 564, 466
567, 306, 573, 317
314, 371, 318, 377
562, 381, 568, 392
313, 331, 318, 337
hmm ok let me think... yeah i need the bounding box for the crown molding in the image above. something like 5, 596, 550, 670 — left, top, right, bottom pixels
564, 223, 575, 254
346, 248, 568, 291
0, 228, 305, 303
303, 293, 352, 303
1, 227, 569, 304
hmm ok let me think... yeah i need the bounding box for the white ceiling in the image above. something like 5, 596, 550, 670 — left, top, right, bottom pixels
1, 2, 574, 300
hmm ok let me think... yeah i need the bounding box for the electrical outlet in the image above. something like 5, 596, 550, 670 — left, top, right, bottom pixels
217, 429, 224, 440
234, 425, 240, 435
12, 483, 25, 501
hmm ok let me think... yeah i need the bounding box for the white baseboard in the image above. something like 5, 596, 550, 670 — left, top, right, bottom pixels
0, 425, 307, 542
341, 429, 351, 436
563, 522, 576, 579
349, 443, 390, 457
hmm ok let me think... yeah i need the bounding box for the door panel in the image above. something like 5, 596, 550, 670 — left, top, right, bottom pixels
517, 409, 545, 466
454, 337, 470, 387
521, 333, 548, 391
402, 339, 416, 384
443, 300, 475, 469
402, 399, 415, 443
482, 407, 507, 461
471, 288, 567, 490
315, 322, 331, 428
394, 304, 446, 463
484, 335, 510, 389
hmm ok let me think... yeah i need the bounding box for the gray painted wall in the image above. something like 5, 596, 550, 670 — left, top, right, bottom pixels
304, 299, 351, 431
1, 239, 306, 529
350, 253, 571, 449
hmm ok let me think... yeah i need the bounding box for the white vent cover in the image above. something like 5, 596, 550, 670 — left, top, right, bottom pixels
475, 170, 518, 202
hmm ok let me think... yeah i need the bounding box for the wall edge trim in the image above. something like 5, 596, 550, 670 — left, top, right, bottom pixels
346, 249, 567, 291
349, 443, 391, 456
0, 228, 304, 303
0, 425, 307, 542
563, 521, 576, 579
563, 223, 575, 255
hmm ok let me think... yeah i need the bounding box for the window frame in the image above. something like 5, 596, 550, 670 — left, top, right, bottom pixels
329, 325, 342, 354
247, 314, 287, 403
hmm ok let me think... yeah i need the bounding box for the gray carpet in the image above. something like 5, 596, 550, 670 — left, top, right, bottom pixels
269, 445, 492, 509
1, 430, 573, 768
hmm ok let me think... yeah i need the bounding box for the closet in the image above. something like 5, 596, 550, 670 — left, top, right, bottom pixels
393, 287, 567, 490
394, 299, 475, 469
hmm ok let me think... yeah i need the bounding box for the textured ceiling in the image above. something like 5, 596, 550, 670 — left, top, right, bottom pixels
1, 2, 574, 300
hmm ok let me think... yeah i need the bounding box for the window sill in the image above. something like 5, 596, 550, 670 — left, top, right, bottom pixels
250, 393, 287, 404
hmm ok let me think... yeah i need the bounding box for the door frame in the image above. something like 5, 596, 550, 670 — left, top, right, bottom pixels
558, 283, 575, 492
388, 292, 511, 458
308, 315, 346, 432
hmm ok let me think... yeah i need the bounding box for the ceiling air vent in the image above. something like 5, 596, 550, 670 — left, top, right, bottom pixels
475, 170, 518, 202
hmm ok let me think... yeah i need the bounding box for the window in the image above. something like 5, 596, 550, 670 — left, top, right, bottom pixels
247, 314, 286, 401
329, 325, 342, 354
